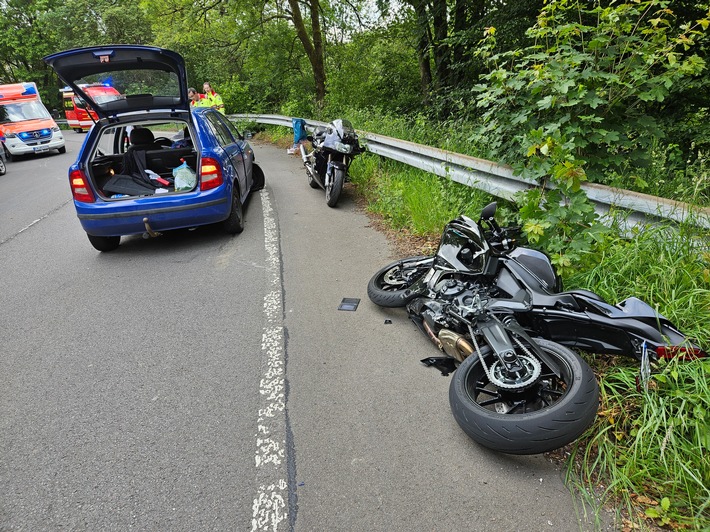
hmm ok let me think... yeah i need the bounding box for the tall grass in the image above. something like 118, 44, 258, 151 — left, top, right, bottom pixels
564, 219, 710, 349
349, 154, 515, 235
570, 357, 710, 529
559, 218, 710, 529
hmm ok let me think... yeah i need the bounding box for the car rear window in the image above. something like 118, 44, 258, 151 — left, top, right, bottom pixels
77, 69, 181, 113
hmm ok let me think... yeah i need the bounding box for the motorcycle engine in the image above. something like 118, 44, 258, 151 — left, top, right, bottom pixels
435, 278, 466, 297
434, 278, 494, 312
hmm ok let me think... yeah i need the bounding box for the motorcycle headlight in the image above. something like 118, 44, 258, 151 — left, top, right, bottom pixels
334, 141, 353, 154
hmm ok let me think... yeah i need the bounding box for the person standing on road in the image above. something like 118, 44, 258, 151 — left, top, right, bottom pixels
202, 82, 225, 114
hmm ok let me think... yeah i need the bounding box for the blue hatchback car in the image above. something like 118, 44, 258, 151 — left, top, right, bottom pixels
43, 45, 264, 251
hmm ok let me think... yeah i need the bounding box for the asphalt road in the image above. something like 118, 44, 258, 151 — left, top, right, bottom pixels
0, 134, 611, 531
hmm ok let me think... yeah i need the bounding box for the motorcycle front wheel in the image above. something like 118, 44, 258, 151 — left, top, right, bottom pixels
367, 256, 433, 307
449, 338, 599, 455
326, 168, 344, 207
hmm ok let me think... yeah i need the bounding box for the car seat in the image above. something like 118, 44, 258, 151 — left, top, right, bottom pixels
130, 127, 163, 149
121, 128, 159, 178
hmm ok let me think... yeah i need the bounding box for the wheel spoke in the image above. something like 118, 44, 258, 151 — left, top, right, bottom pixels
478, 396, 502, 407
506, 400, 528, 414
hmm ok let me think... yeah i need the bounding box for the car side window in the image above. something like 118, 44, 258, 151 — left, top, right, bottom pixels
204, 112, 234, 148
218, 114, 243, 142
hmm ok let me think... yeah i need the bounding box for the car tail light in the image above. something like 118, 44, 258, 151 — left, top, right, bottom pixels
656, 346, 706, 360
200, 157, 223, 191
69, 169, 95, 203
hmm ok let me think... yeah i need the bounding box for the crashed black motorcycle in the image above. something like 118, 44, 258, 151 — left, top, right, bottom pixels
300, 119, 363, 207
367, 202, 706, 455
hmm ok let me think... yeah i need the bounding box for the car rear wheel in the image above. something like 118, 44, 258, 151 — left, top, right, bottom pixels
223, 186, 245, 234
87, 234, 120, 252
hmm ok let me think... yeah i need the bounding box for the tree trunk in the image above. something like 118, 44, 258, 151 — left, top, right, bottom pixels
410, 0, 432, 101
431, 0, 450, 91
451, 0, 479, 87
288, 0, 327, 105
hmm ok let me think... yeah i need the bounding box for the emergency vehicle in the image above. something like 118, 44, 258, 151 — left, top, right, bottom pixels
61, 83, 122, 132
0, 82, 65, 160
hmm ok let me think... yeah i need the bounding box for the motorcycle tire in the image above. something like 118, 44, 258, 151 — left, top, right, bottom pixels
0, 156, 5, 176
449, 338, 599, 455
367, 256, 433, 308
326, 168, 344, 207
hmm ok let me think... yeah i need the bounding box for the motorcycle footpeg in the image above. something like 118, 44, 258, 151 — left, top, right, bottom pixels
421, 357, 457, 376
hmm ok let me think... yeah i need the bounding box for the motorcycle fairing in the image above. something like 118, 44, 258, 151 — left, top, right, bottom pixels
434, 219, 489, 273
508, 247, 560, 292
496, 258, 697, 359
321, 119, 357, 150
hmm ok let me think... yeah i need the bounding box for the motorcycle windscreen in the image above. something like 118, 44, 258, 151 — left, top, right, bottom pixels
435, 223, 489, 272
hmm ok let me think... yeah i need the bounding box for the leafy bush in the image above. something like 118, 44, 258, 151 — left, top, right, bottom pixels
465, 0, 710, 273
473, 0, 710, 184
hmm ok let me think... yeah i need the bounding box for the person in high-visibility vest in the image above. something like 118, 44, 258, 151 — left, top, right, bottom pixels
202, 82, 225, 114
188, 87, 207, 108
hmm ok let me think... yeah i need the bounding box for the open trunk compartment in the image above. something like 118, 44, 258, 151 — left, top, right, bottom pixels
88, 119, 199, 198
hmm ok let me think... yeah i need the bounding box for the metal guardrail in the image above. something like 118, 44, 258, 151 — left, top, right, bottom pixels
231, 113, 710, 229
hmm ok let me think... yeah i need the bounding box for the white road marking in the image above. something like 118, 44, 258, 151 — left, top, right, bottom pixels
252, 189, 289, 531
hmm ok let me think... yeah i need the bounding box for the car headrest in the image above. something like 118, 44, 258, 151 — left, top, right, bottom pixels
130, 128, 155, 147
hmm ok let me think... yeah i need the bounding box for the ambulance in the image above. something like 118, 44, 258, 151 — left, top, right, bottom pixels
0, 82, 65, 161
62, 83, 122, 132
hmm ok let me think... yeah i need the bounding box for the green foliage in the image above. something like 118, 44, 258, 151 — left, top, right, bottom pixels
571, 356, 710, 529
564, 217, 710, 347
0, 0, 154, 109
325, 24, 422, 115
517, 187, 610, 276
473, 0, 710, 184
608, 137, 710, 206
348, 155, 495, 236
467, 0, 710, 273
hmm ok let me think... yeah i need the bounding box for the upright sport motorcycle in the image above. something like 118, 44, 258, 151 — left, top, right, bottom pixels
367, 202, 706, 455
300, 119, 363, 207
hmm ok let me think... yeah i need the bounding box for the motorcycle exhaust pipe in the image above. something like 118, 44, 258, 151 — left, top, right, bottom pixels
438, 329, 474, 362
422, 320, 443, 351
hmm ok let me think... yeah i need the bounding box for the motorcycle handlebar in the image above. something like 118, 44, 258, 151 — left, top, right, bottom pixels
485, 225, 523, 251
